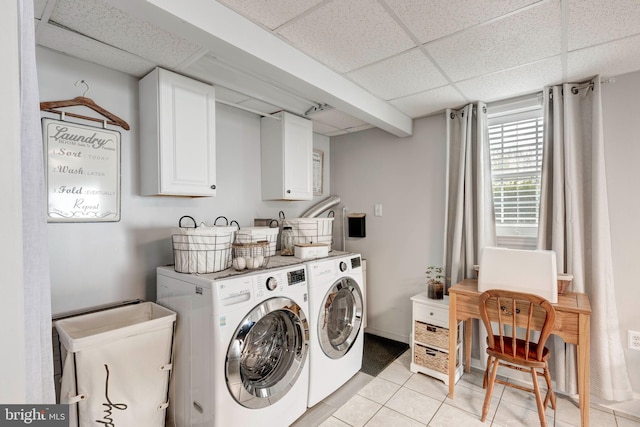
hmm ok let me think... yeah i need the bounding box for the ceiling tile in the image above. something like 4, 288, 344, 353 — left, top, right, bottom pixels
390, 85, 467, 118
216, 0, 324, 30
567, 35, 640, 82
49, 0, 202, 68
427, 0, 561, 82
346, 48, 448, 100
37, 23, 156, 76
456, 56, 562, 103
386, 0, 539, 43
568, 0, 640, 51
277, 0, 415, 73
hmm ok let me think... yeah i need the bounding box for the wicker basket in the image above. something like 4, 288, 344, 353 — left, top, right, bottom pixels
414, 321, 450, 348
414, 344, 455, 374
231, 241, 270, 270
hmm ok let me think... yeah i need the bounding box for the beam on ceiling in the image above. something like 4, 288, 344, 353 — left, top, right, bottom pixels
105, 0, 413, 137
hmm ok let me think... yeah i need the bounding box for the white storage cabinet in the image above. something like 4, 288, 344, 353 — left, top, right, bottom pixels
261, 111, 313, 200
139, 67, 217, 196
410, 293, 463, 385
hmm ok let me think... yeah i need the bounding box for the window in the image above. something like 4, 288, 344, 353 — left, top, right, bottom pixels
488, 99, 544, 249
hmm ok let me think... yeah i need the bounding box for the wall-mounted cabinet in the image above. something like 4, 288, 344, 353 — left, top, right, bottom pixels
139, 68, 216, 196
261, 111, 313, 200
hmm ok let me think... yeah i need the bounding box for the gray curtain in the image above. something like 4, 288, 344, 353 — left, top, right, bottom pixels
443, 103, 496, 366
538, 77, 632, 401
19, 0, 55, 403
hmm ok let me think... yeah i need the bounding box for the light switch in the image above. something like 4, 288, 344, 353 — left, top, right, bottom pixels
374, 204, 382, 217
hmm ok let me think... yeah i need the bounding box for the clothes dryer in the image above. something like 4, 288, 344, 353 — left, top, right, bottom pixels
157, 263, 309, 427
305, 253, 364, 407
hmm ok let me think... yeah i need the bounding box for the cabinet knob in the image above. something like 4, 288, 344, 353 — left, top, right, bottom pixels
287, 189, 291, 194
211, 185, 216, 190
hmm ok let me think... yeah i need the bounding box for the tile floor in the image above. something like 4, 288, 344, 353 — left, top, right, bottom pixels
293, 350, 640, 427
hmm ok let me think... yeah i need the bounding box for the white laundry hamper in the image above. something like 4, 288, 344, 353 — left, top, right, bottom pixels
55, 302, 176, 427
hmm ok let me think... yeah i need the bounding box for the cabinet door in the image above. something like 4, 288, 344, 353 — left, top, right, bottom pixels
282, 113, 312, 200
158, 70, 216, 196
261, 111, 312, 200
140, 68, 216, 196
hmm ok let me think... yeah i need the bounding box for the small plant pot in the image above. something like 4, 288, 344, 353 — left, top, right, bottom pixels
427, 282, 444, 299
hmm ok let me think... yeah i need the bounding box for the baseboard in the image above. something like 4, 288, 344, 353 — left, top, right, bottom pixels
363, 327, 409, 344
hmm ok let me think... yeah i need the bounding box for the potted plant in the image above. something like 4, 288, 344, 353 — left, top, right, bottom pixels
426, 266, 445, 299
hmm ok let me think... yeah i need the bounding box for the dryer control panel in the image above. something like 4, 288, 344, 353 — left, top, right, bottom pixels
287, 268, 306, 286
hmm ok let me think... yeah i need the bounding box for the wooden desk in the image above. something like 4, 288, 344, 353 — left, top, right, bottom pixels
448, 279, 592, 427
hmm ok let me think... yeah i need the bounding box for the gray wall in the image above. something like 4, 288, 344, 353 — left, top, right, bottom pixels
37, 47, 330, 315
331, 73, 640, 395
331, 114, 447, 343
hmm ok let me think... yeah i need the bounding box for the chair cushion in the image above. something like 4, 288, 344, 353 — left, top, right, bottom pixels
487, 336, 550, 361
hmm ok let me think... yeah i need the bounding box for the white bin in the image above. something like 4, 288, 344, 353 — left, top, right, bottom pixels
56, 302, 176, 427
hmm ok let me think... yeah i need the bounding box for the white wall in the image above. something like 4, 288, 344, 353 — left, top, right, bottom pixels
601, 71, 640, 394
331, 115, 446, 342
330, 74, 640, 395
36, 47, 330, 315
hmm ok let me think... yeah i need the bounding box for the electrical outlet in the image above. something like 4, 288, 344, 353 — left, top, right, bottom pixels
629, 331, 640, 351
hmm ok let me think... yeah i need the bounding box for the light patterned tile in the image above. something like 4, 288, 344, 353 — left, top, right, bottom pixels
384, 387, 442, 424
492, 399, 571, 427
357, 377, 401, 405
293, 402, 338, 427
403, 372, 448, 401
428, 403, 491, 427
364, 407, 425, 427
618, 416, 640, 427
443, 383, 499, 419
332, 394, 381, 427
324, 372, 375, 408
377, 361, 413, 385
319, 416, 351, 427
394, 349, 412, 369
457, 369, 510, 394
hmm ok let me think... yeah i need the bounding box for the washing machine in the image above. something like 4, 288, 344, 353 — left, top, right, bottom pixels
156, 263, 310, 427
305, 252, 364, 407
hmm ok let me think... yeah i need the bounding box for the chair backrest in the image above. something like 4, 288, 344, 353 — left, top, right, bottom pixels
479, 289, 556, 362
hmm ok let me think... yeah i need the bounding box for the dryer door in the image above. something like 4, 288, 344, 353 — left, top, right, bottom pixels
226, 296, 309, 409
318, 277, 363, 359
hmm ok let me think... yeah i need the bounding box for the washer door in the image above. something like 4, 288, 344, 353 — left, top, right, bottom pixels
226, 297, 309, 409
318, 277, 363, 359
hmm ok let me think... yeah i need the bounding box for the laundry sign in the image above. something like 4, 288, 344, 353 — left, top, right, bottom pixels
43, 118, 120, 222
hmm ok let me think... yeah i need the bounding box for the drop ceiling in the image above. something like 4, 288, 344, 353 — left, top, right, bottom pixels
33, 0, 640, 137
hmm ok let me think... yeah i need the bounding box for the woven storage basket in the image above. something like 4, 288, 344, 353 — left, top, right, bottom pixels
234, 227, 279, 256
414, 321, 451, 349
282, 217, 334, 251
171, 216, 237, 273
414, 344, 453, 374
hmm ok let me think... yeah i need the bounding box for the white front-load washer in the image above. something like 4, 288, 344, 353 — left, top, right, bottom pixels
306, 253, 364, 407
156, 263, 310, 427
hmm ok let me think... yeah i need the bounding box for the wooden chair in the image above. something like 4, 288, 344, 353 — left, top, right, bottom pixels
478, 289, 557, 426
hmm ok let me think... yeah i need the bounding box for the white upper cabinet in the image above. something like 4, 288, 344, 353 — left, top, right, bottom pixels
139, 68, 216, 196
261, 111, 313, 201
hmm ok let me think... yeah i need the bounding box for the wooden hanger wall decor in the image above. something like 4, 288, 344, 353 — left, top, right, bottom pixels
40, 80, 130, 130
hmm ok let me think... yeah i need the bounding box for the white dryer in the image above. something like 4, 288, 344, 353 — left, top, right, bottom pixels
306, 253, 364, 407
156, 263, 310, 427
